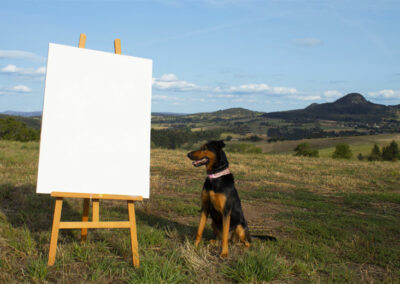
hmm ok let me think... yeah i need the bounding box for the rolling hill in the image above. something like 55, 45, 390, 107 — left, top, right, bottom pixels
263, 93, 400, 122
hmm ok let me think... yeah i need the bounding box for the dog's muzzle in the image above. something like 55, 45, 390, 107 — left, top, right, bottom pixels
187, 152, 209, 167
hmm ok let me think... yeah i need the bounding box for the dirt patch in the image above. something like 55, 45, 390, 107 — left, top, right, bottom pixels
242, 201, 286, 236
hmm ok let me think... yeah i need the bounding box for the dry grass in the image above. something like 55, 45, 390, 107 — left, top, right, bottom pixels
0, 140, 399, 282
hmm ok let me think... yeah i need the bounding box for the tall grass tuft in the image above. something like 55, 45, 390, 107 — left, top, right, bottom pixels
222, 244, 290, 283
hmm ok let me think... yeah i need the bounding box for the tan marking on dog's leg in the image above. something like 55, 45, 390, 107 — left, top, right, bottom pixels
195, 210, 207, 247
220, 214, 231, 258
201, 189, 209, 207
195, 190, 209, 247
235, 225, 251, 248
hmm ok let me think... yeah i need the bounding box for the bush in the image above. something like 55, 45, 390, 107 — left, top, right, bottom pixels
245, 135, 262, 142
225, 143, 262, 154
332, 144, 352, 159
368, 144, 382, 161
293, 142, 319, 157
0, 117, 39, 142
357, 153, 364, 161
382, 140, 399, 161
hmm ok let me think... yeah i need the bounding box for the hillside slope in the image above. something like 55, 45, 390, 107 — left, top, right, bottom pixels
263, 93, 397, 122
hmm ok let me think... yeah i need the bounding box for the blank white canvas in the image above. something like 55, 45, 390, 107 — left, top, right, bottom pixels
37, 43, 152, 198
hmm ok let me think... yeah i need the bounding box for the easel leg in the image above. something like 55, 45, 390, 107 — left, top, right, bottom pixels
92, 199, 99, 222
127, 201, 139, 267
81, 198, 90, 242
48, 197, 63, 266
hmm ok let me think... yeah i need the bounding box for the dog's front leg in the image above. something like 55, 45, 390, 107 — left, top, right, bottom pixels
220, 213, 231, 258
195, 210, 208, 247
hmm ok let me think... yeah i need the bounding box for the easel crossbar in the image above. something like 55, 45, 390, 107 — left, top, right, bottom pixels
59, 221, 132, 229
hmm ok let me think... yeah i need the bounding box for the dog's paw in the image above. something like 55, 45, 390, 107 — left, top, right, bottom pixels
194, 240, 200, 247
209, 239, 217, 245
244, 241, 251, 248
220, 251, 229, 258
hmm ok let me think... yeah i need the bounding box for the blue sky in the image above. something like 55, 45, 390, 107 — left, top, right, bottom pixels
1, 0, 399, 113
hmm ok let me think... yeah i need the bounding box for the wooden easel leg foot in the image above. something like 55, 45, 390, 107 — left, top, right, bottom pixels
128, 201, 139, 267
48, 197, 63, 266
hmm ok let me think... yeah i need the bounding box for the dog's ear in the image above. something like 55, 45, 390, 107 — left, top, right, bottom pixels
216, 140, 225, 149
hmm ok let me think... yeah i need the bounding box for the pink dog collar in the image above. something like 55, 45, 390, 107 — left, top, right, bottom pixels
208, 168, 231, 179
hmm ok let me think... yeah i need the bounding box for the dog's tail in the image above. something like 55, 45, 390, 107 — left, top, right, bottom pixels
251, 235, 277, 242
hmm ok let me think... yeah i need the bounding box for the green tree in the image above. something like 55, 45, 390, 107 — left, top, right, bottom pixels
382, 140, 399, 161
0, 117, 39, 142
368, 144, 382, 161
332, 144, 352, 159
293, 142, 319, 157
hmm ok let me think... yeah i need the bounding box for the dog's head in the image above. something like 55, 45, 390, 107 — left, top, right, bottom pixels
187, 140, 228, 173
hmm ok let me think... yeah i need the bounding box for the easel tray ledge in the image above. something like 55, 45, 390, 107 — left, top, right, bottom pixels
51, 191, 143, 201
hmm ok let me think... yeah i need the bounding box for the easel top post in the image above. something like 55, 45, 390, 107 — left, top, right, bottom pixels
78, 33, 86, 48
114, 39, 121, 54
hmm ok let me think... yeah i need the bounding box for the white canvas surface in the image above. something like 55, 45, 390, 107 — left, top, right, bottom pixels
37, 43, 152, 198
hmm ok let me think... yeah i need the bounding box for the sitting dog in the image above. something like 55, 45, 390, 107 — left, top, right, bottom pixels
187, 140, 251, 258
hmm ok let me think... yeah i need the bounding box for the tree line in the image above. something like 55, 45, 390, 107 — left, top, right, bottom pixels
268, 126, 367, 141
293, 140, 400, 161
0, 117, 39, 142
151, 128, 222, 149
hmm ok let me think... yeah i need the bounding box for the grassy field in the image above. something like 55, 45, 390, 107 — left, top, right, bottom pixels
253, 133, 400, 158
1, 140, 400, 283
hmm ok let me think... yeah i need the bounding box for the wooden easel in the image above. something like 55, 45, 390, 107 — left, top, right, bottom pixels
47, 34, 143, 268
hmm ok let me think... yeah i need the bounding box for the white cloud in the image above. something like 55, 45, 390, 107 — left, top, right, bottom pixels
214, 94, 237, 98
159, 73, 178, 82
232, 98, 256, 103
152, 94, 185, 103
12, 85, 31, 92
290, 95, 321, 101
0, 50, 45, 61
214, 83, 297, 95
0, 85, 32, 95
152, 73, 201, 92
294, 37, 323, 46
153, 73, 299, 98
1, 64, 46, 79
324, 90, 343, 98
152, 95, 169, 100
368, 89, 400, 99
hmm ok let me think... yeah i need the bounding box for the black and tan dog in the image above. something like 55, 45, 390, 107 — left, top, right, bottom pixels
187, 140, 251, 258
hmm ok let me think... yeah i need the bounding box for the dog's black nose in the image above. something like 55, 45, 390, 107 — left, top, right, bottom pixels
187, 152, 192, 159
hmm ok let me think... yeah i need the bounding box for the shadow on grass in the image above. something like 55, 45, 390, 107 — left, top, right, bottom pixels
135, 210, 205, 240
0, 183, 81, 234
104, 201, 213, 241
0, 183, 214, 247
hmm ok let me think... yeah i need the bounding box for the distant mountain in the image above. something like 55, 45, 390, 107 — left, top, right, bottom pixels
1, 110, 42, 117
184, 107, 263, 120
152, 112, 189, 116
263, 93, 398, 122
3, 94, 399, 126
